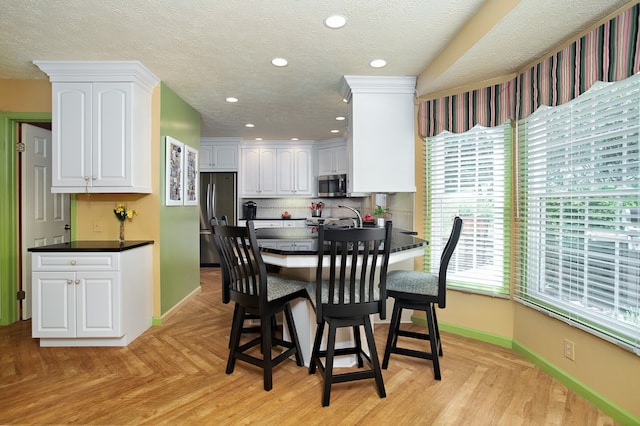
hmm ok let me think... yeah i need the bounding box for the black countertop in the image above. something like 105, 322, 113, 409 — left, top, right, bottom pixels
28, 240, 154, 252
257, 228, 426, 255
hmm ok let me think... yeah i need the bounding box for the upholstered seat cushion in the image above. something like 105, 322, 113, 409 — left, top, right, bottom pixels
386, 270, 438, 296
266, 274, 309, 301
306, 281, 380, 308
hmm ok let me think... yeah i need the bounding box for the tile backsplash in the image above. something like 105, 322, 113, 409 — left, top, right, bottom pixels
239, 192, 415, 230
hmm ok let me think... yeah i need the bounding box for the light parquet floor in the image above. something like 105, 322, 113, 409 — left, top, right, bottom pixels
0, 267, 618, 425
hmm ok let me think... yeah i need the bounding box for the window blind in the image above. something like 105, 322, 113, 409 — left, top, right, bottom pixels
426, 123, 512, 296
516, 73, 640, 354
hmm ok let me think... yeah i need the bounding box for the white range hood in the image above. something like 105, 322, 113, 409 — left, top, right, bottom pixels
339, 75, 417, 194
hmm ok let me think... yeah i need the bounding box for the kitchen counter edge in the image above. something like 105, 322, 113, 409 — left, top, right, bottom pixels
28, 240, 155, 252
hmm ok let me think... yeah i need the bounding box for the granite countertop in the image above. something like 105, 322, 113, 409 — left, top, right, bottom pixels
258, 228, 426, 255
28, 240, 154, 252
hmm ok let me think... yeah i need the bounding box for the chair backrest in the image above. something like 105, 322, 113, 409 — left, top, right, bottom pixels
315, 221, 393, 322
437, 216, 463, 309
211, 216, 230, 303
212, 221, 268, 309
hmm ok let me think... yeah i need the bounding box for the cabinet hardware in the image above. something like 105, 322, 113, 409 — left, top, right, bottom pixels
67, 280, 73, 285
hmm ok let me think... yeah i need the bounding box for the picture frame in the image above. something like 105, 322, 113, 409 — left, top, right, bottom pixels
165, 136, 184, 206
183, 145, 199, 206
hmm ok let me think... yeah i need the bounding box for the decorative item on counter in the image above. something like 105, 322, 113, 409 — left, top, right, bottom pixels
114, 202, 138, 243
362, 213, 376, 226
310, 201, 324, 217
281, 211, 292, 219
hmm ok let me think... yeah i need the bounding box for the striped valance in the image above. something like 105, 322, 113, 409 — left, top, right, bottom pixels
419, 3, 640, 138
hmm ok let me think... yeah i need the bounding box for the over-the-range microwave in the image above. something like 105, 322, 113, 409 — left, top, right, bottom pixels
318, 174, 347, 198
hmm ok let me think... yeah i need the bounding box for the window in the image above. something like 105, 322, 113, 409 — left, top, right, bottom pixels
426, 123, 512, 295
516, 73, 640, 353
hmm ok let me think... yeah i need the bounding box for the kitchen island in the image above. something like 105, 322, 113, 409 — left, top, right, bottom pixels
254, 226, 427, 366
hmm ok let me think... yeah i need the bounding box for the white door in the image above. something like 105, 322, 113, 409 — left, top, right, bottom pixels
21, 123, 71, 320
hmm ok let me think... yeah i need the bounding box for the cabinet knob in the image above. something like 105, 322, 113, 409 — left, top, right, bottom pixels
92, 176, 97, 180
84, 176, 89, 181
70, 260, 77, 265
75, 279, 80, 285
67, 279, 72, 285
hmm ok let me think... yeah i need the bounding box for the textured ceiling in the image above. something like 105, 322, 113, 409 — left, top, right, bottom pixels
0, 0, 633, 141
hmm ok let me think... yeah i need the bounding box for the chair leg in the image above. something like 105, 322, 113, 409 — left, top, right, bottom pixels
353, 325, 363, 368
363, 315, 386, 399
261, 314, 274, 391
322, 322, 337, 407
309, 321, 325, 375
226, 303, 245, 374
284, 303, 304, 367
426, 303, 441, 380
382, 300, 402, 369
432, 305, 443, 357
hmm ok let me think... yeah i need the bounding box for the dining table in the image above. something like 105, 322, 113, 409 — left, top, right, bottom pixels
256, 226, 428, 367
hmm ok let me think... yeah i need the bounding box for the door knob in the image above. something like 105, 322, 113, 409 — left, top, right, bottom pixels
64, 224, 71, 231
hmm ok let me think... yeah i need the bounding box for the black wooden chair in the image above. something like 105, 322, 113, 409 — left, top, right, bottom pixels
382, 216, 463, 380
308, 221, 392, 406
212, 221, 308, 391
211, 216, 264, 348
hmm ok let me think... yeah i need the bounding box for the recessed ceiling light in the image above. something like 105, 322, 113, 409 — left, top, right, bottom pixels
324, 14, 346, 29
342, 98, 349, 103
271, 57, 288, 67
370, 59, 387, 68
291, 138, 299, 141
255, 137, 263, 141
226, 97, 238, 103
336, 116, 346, 121
245, 123, 255, 128
330, 129, 340, 134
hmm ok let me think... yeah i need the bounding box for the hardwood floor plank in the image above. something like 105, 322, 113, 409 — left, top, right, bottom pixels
0, 267, 618, 425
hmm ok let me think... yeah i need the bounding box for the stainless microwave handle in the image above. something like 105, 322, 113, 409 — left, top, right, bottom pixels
340, 176, 347, 193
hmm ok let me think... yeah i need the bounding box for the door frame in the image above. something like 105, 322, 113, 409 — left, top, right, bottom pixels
0, 112, 76, 325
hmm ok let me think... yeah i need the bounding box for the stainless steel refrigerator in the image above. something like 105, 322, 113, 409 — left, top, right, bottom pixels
200, 172, 237, 265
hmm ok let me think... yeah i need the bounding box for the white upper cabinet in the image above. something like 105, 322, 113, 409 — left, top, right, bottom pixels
200, 138, 240, 171
276, 147, 313, 196
33, 61, 159, 193
339, 76, 417, 193
240, 147, 277, 196
318, 142, 347, 176
240, 143, 313, 198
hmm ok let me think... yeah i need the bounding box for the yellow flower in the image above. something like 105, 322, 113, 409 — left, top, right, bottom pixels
114, 203, 138, 222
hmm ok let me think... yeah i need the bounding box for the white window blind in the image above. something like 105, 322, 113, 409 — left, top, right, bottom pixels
426, 123, 511, 295
516, 73, 640, 354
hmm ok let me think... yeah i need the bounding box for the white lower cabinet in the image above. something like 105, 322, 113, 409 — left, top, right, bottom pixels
31, 245, 152, 347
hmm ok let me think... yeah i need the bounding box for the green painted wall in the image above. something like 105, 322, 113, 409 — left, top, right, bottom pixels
159, 83, 201, 315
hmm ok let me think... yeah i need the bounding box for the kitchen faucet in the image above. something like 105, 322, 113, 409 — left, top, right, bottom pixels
338, 205, 362, 228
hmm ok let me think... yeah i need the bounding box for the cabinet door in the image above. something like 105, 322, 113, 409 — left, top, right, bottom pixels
277, 148, 295, 194
52, 83, 92, 188
259, 148, 277, 195
200, 143, 215, 171
76, 271, 121, 337
92, 82, 131, 188
334, 145, 348, 174
213, 145, 238, 170
32, 271, 75, 338
318, 147, 334, 176
293, 148, 312, 195
241, 148, 261, 195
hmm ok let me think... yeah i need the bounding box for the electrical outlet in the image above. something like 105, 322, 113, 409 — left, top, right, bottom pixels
564, 339, 575, 360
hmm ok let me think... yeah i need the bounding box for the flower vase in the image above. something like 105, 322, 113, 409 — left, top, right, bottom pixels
119, 221, 125, 243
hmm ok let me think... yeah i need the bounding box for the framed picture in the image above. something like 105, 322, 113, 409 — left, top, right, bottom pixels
165, 136, 184, 206
183, 145, 199, 206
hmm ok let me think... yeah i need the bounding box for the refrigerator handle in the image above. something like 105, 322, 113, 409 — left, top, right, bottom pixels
206, 183, 212, 221
211, 183, 216, 220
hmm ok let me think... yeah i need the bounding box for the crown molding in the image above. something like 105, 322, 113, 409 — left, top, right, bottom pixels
33, 60, 160, 92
